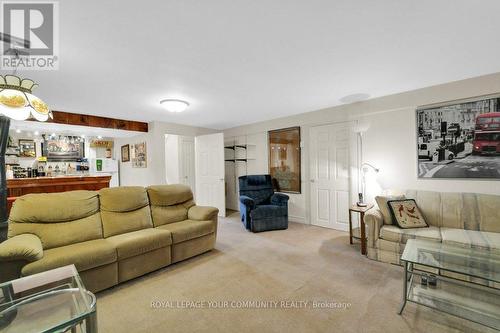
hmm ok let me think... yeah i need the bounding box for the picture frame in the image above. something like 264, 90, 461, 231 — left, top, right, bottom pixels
121, 144, 130, 162
268, 126, 301, 193
416, 94, 500, 179
131, 142, 147, 168
18, 139, 36, 158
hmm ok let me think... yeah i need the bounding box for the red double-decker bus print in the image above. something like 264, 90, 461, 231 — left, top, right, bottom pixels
473, 112, 500, 155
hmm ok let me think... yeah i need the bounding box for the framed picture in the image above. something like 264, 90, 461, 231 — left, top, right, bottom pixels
268, 126, 301, 193
132, 142, 147, 168
121, 144, 130, 162
19, 139, 36, 157
416, 94, 500, 179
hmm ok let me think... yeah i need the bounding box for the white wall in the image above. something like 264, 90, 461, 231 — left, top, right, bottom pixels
223, 72, 500, 224
115, 121, 217, 187
165, 134, 180, 184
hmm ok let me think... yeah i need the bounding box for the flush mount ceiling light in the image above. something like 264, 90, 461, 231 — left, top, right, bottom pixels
160, 99, 189, 113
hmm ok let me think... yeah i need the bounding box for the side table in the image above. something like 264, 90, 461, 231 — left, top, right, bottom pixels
348, 204, 373, 255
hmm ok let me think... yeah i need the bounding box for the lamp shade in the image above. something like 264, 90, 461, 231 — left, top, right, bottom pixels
0, 75, 52, 122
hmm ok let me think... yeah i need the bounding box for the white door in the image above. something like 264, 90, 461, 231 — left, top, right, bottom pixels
310, 123, 350, 230
195, 133, 226, 217
179, 136, 196, 194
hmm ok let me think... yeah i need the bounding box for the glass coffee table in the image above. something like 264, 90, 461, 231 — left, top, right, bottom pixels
0, 265, 97, 333
399, 239, 500, 330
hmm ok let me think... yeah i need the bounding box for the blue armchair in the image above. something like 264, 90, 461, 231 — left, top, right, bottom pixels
238, 175, 289, 232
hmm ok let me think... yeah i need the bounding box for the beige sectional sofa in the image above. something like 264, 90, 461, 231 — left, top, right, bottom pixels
0, 185, 218, 292
365, 189, 500, 265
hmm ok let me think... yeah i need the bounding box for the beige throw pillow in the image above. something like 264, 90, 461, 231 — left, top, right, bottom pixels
375, 194, 406, 225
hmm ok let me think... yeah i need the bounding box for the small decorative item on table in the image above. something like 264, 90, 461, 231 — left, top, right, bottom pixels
348, 203, 374, 255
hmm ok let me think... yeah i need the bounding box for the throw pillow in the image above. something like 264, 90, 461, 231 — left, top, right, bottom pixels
387, 199, 428, 229
375, 194, 406, 224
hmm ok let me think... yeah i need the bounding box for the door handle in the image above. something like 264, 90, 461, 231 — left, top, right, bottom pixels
219, 178, 224, 181
310, 179, 315, 183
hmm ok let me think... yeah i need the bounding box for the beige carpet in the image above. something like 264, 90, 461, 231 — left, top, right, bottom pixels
97, 213, 494, 333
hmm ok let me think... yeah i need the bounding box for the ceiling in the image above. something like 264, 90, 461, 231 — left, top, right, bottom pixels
14, 0, 500, 130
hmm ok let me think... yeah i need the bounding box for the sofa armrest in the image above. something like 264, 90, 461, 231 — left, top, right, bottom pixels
364, 208, 384, 248
0, 234, 43, 262
188, 206, 219, 221
0, 234, 43, 283
239, 195, 256, 209
271, 193, 289, 206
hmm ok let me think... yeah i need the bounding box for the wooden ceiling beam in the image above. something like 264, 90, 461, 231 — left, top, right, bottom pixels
33, 110, 149, 132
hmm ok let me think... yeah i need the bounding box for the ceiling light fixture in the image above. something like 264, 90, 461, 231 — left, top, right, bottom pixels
0, 74, 52, 121
160, 99, 189, 113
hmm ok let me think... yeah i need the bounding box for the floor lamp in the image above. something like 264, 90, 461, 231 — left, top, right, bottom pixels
0, 45, 53, 240
353, 121, 379, 206
0, 116, 9, 239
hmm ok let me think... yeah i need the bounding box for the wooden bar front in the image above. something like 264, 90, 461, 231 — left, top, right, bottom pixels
7, 175, 111, 213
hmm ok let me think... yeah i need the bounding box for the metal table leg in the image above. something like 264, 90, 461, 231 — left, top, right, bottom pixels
398, 261, 408, 315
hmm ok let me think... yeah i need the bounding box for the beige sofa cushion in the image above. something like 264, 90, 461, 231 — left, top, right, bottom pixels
8, 191, 103, 249
147, 184, 194, 206
375, 195, 405, 225
157, 219, 216, 244
440, 228, 500, 253
99, 187, 153, 237
379, 225, 441, 244
106, 228, 172, 260
22, 239, 117, 276
477, 194, 500, 233
147, 185, 195, 227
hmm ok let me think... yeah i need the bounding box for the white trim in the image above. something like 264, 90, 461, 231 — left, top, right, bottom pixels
289, 215, 307, 224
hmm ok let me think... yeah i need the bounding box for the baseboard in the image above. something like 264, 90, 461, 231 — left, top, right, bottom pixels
289, 215, 308, 224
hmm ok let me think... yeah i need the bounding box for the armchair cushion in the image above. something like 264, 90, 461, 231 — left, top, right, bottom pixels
239, 175, 274, 205
271, 193, 289, 206
251, 205, 288, 220
188, 206, 219, 221
0, 234, 43, 262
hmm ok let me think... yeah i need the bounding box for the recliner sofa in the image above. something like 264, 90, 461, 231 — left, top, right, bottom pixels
0, 184, 218, 292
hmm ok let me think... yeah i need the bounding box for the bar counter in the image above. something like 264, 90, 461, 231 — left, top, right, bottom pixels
7, 174, 111, 213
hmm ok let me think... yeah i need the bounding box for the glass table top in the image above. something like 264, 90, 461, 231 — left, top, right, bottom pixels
401, 239, 500, 284
0, 265, 95, 333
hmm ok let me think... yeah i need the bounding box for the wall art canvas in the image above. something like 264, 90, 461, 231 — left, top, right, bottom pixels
132, 142, 147, 168
417, 95, 500, 179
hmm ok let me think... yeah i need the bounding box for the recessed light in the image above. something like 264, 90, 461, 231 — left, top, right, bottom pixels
15, 129, 21, 133
97, 135, 103, 139
160, 99, 190, 113
34, 131, 39, 135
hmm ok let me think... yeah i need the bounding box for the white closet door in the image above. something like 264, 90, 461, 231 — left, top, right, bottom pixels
195, 133, 225, 217
310, 123, 350, 230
